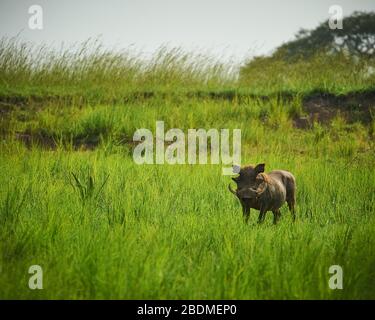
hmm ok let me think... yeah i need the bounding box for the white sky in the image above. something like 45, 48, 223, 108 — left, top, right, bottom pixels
0, 0, 374, 62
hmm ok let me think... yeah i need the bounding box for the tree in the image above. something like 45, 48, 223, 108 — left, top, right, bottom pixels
276, 11, 375, 60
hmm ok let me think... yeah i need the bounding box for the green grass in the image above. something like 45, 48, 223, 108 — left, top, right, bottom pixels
0, 138, 374, 299
0, 37, 374, 299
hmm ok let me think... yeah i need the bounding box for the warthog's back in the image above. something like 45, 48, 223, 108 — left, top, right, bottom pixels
268, 170, 296, 196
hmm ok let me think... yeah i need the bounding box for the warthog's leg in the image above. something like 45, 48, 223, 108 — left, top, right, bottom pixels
272, 209, 281, 224
244, 208, 250, 224
287, 200, 296, 222
286, 188, 296, 222
258, 209, 267, 224
240, 200, 250, 224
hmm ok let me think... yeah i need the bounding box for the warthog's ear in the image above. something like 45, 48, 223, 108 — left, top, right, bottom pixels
255, 163, 265, 174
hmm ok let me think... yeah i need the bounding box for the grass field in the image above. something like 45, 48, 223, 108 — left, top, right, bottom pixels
0, 38, 374, 299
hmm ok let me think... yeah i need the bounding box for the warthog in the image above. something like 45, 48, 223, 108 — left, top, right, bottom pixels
228, 163, 296, 224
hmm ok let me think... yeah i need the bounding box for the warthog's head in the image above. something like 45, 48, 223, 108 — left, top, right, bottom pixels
228, 163, 266, 199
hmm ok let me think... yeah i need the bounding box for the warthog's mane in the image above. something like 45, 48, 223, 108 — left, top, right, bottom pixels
257, 172, 271, 184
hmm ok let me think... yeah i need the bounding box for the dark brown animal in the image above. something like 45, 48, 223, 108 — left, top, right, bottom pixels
228, 163, 296, 224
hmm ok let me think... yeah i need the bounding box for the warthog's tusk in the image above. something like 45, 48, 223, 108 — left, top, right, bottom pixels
228, 184, 237, 195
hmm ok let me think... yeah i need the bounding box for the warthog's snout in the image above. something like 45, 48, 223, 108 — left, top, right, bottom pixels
228, 183, 258, 199
229, 163, 296, 224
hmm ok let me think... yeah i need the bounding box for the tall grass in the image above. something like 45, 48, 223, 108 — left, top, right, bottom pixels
239, 51, 375, 94
0, 37, 237, 98
1, 37, 374, 99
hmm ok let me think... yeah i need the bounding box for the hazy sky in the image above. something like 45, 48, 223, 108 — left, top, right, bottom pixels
0, 0, 374, 61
